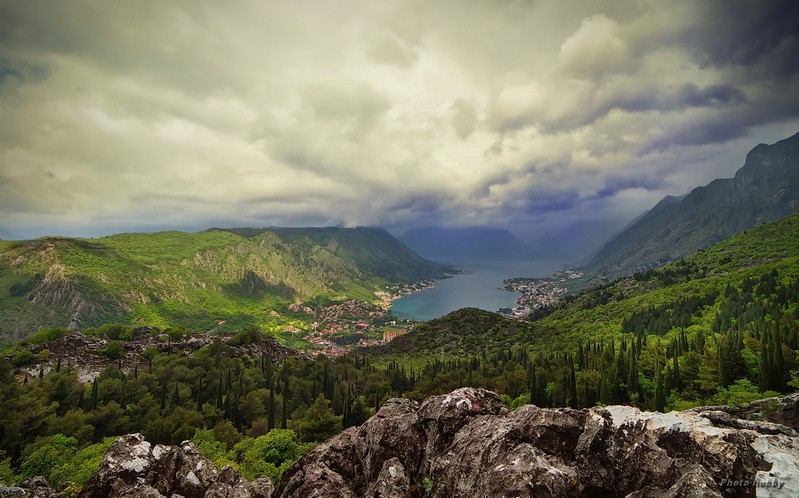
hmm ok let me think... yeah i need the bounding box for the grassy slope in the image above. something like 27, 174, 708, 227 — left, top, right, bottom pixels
0, 228, 452, 337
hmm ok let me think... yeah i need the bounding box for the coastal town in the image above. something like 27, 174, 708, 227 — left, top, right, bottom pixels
285, 280, 435, 356
500, 268, 585, 318
283, 268, 586, 354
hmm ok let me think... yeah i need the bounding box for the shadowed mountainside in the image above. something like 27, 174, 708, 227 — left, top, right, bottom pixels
589, 132, 799, 279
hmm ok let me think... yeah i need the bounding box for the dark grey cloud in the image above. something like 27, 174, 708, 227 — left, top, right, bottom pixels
0, 0, 798, 247
682, 0, 799, 71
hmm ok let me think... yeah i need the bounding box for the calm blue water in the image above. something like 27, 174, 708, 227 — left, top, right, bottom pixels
391, 258, 564, 321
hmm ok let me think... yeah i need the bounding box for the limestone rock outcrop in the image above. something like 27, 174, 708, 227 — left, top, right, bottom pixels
0, 476, 58, 497
80, 389, 799, 497
77, 434, 273, 498
274, 388, 799, 497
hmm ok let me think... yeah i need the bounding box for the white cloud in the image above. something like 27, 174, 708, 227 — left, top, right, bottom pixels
0, 0, 797, 249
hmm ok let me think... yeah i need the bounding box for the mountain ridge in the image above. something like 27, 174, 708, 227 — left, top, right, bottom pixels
589, 132, 799, 279
399, 226, 535, 261
0, 227, 453, 338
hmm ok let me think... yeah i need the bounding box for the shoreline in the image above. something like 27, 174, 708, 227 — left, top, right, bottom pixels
501, 268, 585, 318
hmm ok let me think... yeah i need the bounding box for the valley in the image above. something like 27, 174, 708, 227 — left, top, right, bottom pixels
0, 227, 453, 344
1, 134, 798, 495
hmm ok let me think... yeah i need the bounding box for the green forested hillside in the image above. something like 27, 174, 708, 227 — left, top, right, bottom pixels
1, 215, 799, 490
538, 212, 799, 347
0, 227, 452, 338
370, 212, 799, 409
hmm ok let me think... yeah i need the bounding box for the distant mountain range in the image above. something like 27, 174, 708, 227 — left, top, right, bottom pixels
589, 132, 799, 279
0, 227, 453, 338
399, 227, 536, 261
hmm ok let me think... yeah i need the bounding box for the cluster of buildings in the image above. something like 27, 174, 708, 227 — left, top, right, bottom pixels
502, 269, 584, 318
287, 298, 412, 357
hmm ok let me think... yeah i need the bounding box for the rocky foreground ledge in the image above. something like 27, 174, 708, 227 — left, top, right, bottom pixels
276, 388, 799, 497
6, 388, 798, 497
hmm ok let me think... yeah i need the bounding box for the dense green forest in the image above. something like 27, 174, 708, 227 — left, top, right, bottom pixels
2, 214, 799, 492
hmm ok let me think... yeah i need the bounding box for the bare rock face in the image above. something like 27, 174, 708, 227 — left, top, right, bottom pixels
0, 476, 58, 497
77, 434, 273, 498
273, 387, 799, 498
79, 390, 799, 497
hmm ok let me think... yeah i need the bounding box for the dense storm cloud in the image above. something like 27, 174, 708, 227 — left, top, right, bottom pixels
1, 0, 798, 253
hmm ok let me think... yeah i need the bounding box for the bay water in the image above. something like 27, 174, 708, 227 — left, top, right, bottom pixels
391, 257, 565, 321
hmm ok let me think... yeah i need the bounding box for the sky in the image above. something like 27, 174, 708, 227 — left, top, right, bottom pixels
1, 0, 798, 259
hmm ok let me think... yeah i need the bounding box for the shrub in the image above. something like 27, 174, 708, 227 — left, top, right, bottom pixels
11, 349, 34, 367
49, 437, 116, 488
234, 429, 313, 482
18, 434, 78, 483
100, 341, 125, 359
28, 327, 70, 345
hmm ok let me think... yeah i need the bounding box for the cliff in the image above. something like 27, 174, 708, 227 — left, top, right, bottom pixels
589, 132, 799, 279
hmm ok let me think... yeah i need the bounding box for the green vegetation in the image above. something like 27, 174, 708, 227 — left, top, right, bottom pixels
1, 214, 798, 490
0, 227, 452, 339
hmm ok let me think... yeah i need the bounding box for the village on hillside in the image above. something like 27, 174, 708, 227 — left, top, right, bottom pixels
501, 269, 585, 318
283, 280, 434, 356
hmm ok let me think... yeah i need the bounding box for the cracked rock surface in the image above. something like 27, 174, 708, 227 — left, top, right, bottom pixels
77, 434, 273, 498
274, 388, 799, 498
78, 389, 799, 497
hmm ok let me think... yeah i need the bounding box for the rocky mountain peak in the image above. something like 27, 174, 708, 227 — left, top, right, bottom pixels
589, 132, 799, 279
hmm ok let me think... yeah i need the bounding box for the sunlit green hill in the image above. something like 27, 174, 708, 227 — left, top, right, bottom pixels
0, 227, 453, 338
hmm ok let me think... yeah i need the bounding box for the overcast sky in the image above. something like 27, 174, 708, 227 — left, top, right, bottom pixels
1, 1, 798, 255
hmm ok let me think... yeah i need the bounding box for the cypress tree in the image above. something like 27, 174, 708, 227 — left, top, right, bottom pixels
343, 384, 352, 428
281, 378, 288, 430
171, 381, 180, 408
196, 376, 203, 413
627, 344, 639, 399
760, 328, 773, 391
268, 381, 275, 430
569, 359, 578, 409
91, 378, 99, 410
772, 325, 785, 391
672, 352, 682, 390
654, 362, 666, 412
121, 372, 127, 409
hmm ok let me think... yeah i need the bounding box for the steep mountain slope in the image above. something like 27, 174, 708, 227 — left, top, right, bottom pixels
0, 227, 453, 338
589, 132, 799, 279
399, 227, 535, 260
536, 211, 799, 348
379, 212, 799, 356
